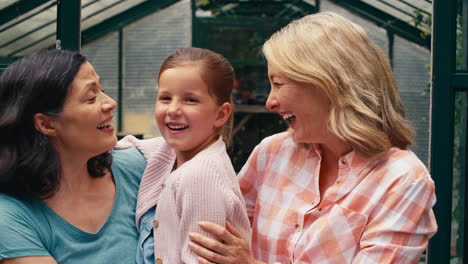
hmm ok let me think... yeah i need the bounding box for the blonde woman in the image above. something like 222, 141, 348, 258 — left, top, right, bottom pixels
188, 12, 437, 264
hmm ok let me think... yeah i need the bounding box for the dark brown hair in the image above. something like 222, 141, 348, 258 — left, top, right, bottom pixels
0, 49, 112, 199
158, 47, 235, 144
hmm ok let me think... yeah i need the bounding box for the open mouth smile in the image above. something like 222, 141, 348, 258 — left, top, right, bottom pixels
97, 120, 113, 130
167, 123, 189, 131
282, 113, 296, 125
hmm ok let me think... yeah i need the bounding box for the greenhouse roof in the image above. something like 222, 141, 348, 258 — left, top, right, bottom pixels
0, 0, 178, 58
0, 0, 432, 59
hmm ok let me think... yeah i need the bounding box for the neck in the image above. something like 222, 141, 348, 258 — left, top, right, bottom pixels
55, 148, 104, 194
175, 135, 219, 169
319, 133, 352, 164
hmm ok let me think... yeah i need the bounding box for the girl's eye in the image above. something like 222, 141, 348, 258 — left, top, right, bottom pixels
186, 97, 199, 103
87, 96, 97, 102
159, 96, 171, 101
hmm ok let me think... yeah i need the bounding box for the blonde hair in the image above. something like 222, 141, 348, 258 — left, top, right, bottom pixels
158, 47, 234, 145
262, 12, 413, 157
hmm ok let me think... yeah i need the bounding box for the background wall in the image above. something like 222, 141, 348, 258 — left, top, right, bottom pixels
83, 0, 431, 165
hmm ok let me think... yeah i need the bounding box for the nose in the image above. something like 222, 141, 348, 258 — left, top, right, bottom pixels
265, 89, 278, 111
102, 94, 117, 112
167, 100, 180, 116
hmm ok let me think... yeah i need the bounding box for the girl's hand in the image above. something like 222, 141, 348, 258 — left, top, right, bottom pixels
188, 221, 263, 264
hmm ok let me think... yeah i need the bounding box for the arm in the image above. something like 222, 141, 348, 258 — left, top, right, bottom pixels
176, 163, 250, 263
115, 135, 166, 161
189, 221, 264, 264
0, 256, 56, 264
237, 144, 262, 224
189, 144, 266, 264
353, 177, 437, 263
0, 197, 54, 264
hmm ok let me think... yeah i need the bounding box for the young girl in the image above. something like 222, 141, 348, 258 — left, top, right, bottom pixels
133, 47, 251, 264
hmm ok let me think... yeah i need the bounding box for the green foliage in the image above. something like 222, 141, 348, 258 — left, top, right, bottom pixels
412, 10, 432, 39
228, 113, 288, 171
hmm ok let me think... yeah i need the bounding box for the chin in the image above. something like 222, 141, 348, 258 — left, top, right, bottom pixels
102, 136, 118, 152
292, 131, 313, 145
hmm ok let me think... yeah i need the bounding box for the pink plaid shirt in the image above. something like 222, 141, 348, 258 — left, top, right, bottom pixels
239, 132, 437, 264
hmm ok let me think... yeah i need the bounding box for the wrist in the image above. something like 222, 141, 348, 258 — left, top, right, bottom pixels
250, 259, 265, 264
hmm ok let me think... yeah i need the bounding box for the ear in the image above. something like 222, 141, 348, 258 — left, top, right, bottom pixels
33, 113, 57, 136
214, 102, 232, 128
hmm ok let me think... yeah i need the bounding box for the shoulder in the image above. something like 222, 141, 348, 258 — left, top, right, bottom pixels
0, 194, 41, 231
371, 147, 433, 193
112, 147, 147, 169
172, 157, 240, 210
116, 136, 166, 161
183, 155, 234, 180
383, 148, 430, 180
250, 132, 293, 157
0, 194, 48, 242
248, 132, 297, 164
0, 194, 41, 216
0, 193, 29, 213
259, 131, 291, 147
111, 148, 147, 186
175, 153, 236, 191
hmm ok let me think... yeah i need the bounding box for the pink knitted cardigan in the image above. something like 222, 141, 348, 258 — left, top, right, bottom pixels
117, 136, 251, 263
117, 135, 170, 227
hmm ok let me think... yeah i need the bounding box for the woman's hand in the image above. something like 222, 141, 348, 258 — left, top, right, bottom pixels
188, 221, 263, 264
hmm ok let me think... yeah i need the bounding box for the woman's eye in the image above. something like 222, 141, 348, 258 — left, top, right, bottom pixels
87, 96, 97, 102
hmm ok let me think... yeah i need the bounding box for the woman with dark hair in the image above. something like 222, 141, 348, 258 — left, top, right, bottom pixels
0, 49, 147, 263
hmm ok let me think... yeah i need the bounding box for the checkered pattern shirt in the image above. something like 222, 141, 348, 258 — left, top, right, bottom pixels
239, 132, 437, 264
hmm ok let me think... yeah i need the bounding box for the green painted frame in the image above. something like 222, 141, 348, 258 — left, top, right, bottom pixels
56, 0, 81, 51
428, 0, 468, 263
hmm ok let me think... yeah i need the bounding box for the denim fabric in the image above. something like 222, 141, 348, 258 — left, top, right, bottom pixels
136, 205, 156, 264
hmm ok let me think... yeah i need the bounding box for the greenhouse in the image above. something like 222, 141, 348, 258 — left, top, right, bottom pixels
0, 0, 466, 263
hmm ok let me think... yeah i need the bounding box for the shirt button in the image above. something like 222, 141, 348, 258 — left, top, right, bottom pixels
156, 258, 163, 264
295, 224, 302, 232
153, 220, 159, 228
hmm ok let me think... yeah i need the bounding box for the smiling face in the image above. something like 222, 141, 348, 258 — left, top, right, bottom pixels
155, 65, 227, 163
49, 62, 117, 159
266, 63, 331, 144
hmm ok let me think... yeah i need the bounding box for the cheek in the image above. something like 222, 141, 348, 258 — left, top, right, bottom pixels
154, 107, 165, 123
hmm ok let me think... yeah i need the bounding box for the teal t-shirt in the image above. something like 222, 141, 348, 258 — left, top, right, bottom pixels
0, 148, 146, 263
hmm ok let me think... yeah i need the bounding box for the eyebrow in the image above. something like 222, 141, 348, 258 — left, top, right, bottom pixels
84, 77, 102, 88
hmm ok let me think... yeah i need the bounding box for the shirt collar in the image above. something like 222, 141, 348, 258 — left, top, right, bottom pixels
308, 143, 372, 176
